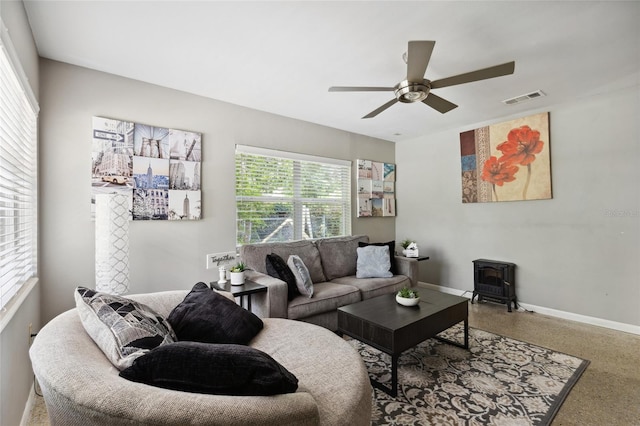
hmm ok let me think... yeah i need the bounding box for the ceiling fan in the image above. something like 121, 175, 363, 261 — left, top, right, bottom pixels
328, 40, 515, 119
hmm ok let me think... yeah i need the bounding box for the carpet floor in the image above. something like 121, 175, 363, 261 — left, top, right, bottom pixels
348, 325, 589, 426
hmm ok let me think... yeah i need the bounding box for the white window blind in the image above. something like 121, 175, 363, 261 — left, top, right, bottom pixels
235, 145, 351, 245
0, 27, 38, 310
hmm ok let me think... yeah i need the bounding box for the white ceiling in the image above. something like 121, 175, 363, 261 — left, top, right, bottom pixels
23, 1, 640, 142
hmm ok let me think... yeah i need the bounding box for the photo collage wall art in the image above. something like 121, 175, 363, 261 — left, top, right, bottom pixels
91, 116, 202, 220
357, 159, 396, 217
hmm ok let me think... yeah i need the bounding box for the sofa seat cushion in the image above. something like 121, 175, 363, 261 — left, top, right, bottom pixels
250, 318, 372, 426
331, 275, 410, 300
315, 235, 369, 281
241, 239, 326, 283
287, 282, 361, 320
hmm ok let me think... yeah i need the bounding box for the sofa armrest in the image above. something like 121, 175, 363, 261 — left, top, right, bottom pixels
244, 270, 289, 319
394, 256, 419, 286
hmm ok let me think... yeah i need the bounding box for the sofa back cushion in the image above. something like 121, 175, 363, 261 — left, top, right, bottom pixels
316, 235, 369, 281
241, 239, 326, 283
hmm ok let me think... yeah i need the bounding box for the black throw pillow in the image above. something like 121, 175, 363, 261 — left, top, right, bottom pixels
167, 282, 263, 345
266, 253, 300, 300
119, 341, 298, 396
359, 241, 396, 274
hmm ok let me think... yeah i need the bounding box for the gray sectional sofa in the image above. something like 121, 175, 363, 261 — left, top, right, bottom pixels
240, 235, 419, 331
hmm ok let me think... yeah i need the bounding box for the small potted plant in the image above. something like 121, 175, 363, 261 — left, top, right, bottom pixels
396, 287, 420, 306
229, 262, 246, 286
401, 239, 419, 257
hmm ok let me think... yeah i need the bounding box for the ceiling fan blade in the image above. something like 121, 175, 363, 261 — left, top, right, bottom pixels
406, 40, 436, 82
422, 93, 458, 114
430, 61, 515, 89
362, 98, 399, 119
329, 86, 394, 92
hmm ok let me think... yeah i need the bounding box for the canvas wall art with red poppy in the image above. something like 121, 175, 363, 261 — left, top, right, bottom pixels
460, 112, 551, 203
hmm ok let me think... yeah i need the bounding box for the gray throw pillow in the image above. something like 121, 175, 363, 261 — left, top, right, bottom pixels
74, 287, 177, 370
356, 245, 393, 278
287, 255, 313, 298
358, 240, 396, 274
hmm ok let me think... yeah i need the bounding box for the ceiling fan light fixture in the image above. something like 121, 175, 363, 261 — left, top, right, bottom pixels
403, 91, 425, 102
394, 80, 430, 103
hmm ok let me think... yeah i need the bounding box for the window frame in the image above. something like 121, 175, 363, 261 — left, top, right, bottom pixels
0, 17, 39, 317
235, 145, 351, 245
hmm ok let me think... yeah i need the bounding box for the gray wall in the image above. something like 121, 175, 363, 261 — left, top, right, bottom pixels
39, 59, 396, 324
396, 87, 640, 328
0, 2, 40, 426
0, 0, 38, 97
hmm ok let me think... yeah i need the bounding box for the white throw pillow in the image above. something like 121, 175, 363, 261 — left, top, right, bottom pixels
356, 245, 393, 278
287, 255, 314, 298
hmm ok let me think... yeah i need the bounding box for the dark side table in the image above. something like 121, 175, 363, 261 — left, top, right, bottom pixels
209, 279, 267, 312
397, 255, 430, 262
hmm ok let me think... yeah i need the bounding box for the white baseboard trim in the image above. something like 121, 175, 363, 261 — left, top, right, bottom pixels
417, 282, 640, 336
20, 383, 35, 426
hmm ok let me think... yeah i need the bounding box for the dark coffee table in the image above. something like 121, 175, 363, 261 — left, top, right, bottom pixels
337, 289, 469, 396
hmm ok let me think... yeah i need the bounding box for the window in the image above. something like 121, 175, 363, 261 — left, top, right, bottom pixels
235, 145, 351, 245
0, 25, 39, 310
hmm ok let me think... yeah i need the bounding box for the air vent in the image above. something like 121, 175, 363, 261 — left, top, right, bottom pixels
502, 90, 546, 105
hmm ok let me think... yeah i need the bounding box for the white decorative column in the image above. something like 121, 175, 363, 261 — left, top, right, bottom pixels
95, 194, 130, 295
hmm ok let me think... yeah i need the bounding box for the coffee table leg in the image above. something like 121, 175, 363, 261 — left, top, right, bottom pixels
390, 354, 398, 397
369, 352, 399, 397
464, 318, 469, 349
435, 319, 470, 350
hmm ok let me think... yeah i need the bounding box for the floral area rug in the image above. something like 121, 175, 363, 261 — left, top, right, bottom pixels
347, 325, 589, 426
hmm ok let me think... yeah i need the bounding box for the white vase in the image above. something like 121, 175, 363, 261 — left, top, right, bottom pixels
230, 271, 245, 286
396, 295, 420, 306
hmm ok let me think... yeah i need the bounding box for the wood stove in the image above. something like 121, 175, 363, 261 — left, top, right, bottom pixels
471, 259, 517, 312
